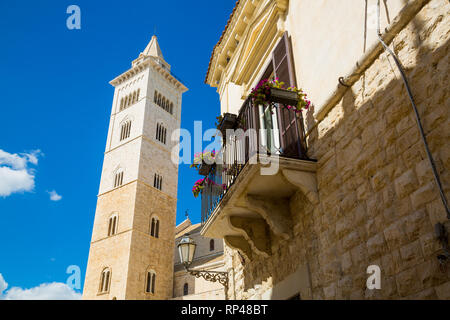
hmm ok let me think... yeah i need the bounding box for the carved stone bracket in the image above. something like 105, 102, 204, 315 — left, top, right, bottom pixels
281, 169, 319, 205
224, 235, 254, 261
245, 195, 292, 240
229, 216, 271, 257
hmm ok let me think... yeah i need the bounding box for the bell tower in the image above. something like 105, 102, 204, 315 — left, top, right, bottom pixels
83, 36, 188, 300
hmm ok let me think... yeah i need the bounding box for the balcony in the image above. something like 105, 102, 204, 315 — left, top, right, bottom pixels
200, 98, 318, 261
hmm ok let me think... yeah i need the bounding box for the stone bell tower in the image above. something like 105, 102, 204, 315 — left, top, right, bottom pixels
83, 36, 188, 300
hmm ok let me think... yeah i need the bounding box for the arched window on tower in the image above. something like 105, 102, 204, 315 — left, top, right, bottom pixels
156, 123, 160, 141
114, 169, 124, 188
132, 92, 137, 104
153, 173, 162, 191
99, 268, 111, 293
158, 93, 162, 106
150, 216, 160, 238
136, 89, 140, 101
145, 270, 156, 294
210, 239, 215, 251
183, 283, 189, 296
169, 102, 174, 115
108, 214, 118, 236
154, 90, 158, 103
120, 120, 132, 141
120, 98, 124, 111
156, 123, 166, 144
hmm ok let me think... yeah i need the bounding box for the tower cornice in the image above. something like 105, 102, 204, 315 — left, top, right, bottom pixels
109, 58, 188, 93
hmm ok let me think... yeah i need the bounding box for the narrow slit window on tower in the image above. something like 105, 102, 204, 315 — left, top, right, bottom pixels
183, 283, 189, 296
99, 268, 111, 293
156, 123, 166, 144
156, 123, 160, 141
146, 271, 156, 294
150, 217, 160, 238
114, 170, 124, 188
153, 173, 162, 191
120, 120, 131, 141
154, 90, 158, 103
210, 239, 215, 251
108, 215, 118, 236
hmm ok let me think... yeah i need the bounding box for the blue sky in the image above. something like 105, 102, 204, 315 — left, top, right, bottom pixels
0, 0, 235, 297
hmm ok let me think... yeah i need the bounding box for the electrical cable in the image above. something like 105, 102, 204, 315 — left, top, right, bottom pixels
376, 0, 449, 219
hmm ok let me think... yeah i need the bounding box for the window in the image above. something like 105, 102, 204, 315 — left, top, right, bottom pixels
99, 268, 111, 293
145, 271, 156, 294
153, 90, 174, 115
209, 239, 215, 251
150, 217, 160, 238
120, 120, 132, 141
183, 283, 189, 296
119, 90, 140, 112
108, 214, 118, 236
156, 123, 167, 144
153, 173, 162, 191
114, 170, 124, 188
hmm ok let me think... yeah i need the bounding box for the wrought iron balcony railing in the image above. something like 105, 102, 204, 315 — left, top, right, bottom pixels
201, 98, 309, 225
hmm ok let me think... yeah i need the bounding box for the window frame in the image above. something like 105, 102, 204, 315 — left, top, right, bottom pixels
99, 267, 111, 294
145, 270, 156, 294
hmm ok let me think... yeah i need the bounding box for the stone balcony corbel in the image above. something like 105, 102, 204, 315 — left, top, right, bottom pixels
281, 169, 319, 205
224, 235, 254, 261
228, 216, 271, 257
201, 155, 318, 261
245, 195, 292, 240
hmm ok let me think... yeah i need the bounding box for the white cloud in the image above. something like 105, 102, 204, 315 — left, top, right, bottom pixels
0, 149, 41, 197
0, 274, 8, 295
48, 190, 62, 202
0, 274, 81, 300
0, 166, 35, 197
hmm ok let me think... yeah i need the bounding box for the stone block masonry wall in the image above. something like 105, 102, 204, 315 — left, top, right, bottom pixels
227, 0, 450, 300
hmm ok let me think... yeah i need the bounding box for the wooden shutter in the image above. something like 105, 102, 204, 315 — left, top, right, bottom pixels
272, 32, 305, 158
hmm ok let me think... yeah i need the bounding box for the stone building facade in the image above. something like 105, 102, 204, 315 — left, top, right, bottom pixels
172, 218, 226, 300
83, 36, 188, 300
203, 0, 450, 299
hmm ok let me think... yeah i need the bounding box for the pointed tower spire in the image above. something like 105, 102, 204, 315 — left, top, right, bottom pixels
133, 35, 171, 71
143, 35, 164, 60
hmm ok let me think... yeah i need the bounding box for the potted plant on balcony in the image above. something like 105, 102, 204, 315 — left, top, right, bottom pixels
217, 113, 238, 137
190, 150, 216, 176
249, 78, 311, 113
191, 177, 226, 198
192, 177, 206, 198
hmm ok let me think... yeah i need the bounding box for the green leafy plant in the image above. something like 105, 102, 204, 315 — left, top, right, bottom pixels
249, 78, 311, 113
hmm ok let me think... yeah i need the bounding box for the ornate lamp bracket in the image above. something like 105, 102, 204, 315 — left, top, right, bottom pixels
185, 267, 229, 290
